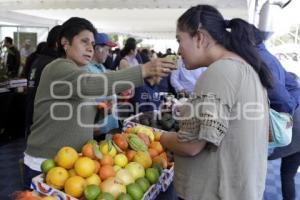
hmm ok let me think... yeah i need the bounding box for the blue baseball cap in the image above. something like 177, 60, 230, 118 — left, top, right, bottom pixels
95, 33, 117, 47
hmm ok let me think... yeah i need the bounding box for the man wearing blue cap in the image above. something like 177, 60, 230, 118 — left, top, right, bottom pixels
86, 33, 117, 73
85, 33, 119, 138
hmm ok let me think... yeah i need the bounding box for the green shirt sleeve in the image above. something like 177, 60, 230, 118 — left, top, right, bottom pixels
44, 58, 144, 99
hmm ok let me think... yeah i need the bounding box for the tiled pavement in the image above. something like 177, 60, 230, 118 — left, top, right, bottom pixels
0, 138, 299, 200
264, 159, 300, 200
0, 138, 26, 200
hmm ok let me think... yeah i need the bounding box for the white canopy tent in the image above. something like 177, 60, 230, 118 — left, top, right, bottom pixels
0, 0, 255, 39
0, 0, 296, 51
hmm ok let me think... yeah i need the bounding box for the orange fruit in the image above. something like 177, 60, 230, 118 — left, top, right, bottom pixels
124, 127, 134, 134
154, 132, 161, 141
125, 150, 136, 162
68, 169, 77, 177
86, 173, 101, 186
99, 141, 117, 157
55, 146, 79, 169
64, 176, 86, 198
152, 155, 168, 169
159, 152, 168, 160
114, 154, 128, 168
100, 154, 114, 166
133, 151, 152, 169
94, 160, 101, 174
99, 165, 116, 181
149, 141, 164, 154
81, 143, 97, 160
112, 134, 128, 151
41, 197, 56, 200
46, 167, 69, 190
148, 148, 159, 158
74, 157, 96, 178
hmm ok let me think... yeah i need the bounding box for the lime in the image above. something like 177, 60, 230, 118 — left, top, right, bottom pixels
97, 192, 114, 200
117, 192, 133, 200
84, 184, 101, 200
145, 168, 159, 184
41, 159, 56, 174
135, 177, 150, 193
126, 183, 144, 200
151, 163, 162, 175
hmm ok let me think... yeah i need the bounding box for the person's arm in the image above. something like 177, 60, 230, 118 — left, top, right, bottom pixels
268, 79, 298, 114
48, 58, 175, 98
258, 45, 298, 114
265, 54, 298, 114
160, 132, 206, 156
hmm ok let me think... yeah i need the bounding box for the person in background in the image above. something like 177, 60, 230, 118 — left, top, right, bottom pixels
136, 48, 143, 64
23, 17, 176, 189
156, 73, 176, 95
25, 25, 62, 137
131, 76, 161, 113
112, 48, 121, 70
140, 48, 151, 64
252, 26, 300, 200
118, 37, 140, 70
150, 49, 158, 59
85, 33, 119, 139
171, 57, 206, 97
103, 48, 114, 70
160, 5, 272, 200
21, 41, 47, 79
3, 37, 20, 78
118, 37, 141, 107
164, 48, 174, 57
20, 39, 34, 69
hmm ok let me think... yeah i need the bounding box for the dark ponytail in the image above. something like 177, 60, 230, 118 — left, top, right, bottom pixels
224, 18, 272, 88
177, 5, 273, 89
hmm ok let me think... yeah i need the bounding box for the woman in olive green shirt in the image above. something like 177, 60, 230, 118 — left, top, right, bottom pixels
24, 17, 175, 189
